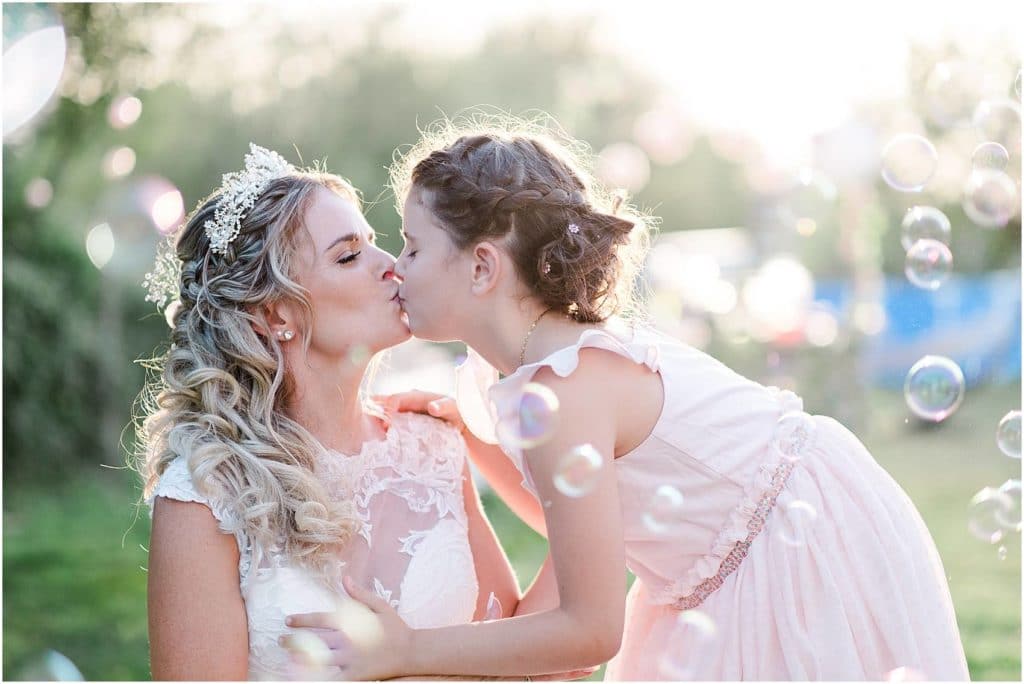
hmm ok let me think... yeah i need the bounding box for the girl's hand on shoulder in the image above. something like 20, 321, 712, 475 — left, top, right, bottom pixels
373, 391, 466, 434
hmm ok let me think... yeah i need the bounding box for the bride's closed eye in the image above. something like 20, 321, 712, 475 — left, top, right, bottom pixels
338, 251, 361, 265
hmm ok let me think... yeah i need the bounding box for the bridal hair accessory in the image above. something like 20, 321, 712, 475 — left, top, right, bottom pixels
143, 143, 294, 316
143, 238, 180, 311
205, 143, 294, 255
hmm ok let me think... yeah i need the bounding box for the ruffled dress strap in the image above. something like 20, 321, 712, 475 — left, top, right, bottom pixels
148, 457, 252, 581
455, 324, 663, 494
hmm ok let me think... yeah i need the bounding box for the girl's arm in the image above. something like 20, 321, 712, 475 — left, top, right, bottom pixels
513, 553, 559, 617
302, 350, 627, 679
461, 457, 521, 620
148, 497, 249, 680
461, 427, 548, 538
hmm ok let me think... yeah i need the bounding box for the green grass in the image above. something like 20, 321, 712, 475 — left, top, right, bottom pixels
3, 386, 1020, 680
3, 470, 151, 680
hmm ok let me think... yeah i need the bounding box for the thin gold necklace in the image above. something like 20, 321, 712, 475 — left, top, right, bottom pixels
518, 309, 551, 369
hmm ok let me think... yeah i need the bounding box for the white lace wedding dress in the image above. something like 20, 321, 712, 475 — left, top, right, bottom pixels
148, 411, 481, 679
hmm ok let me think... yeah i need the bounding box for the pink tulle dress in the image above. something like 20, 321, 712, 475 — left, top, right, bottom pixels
456, 321, 969, 680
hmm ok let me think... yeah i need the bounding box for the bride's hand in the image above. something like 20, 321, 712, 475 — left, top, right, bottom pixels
373, 391, 465, 434
284, 576, 413, 680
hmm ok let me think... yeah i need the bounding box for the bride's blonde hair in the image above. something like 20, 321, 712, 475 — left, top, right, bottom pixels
134, 168, 361, 584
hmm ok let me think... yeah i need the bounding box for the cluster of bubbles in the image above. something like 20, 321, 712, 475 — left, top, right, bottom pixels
882, 63, 1020, 342
11, 11, 189, 275
890, 68, 1020, 424
769, 411, 820, 547
883, 63, 1022, 562
965, 408, 1021, 556
495, 382, 691, 536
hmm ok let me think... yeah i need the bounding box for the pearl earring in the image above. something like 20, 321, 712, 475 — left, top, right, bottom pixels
278, 330, 294, 341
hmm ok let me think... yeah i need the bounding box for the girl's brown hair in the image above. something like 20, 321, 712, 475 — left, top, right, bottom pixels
391, 112, 655, 322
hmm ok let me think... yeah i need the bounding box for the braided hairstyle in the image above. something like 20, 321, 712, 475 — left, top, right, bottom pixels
135, 170, 362, 587
391, 114, 654, 323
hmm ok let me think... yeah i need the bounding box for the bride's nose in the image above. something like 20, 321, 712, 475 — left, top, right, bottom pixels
384, 269, 403, 284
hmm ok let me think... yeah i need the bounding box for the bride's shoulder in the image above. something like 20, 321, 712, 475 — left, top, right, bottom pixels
148, 457, 201, 504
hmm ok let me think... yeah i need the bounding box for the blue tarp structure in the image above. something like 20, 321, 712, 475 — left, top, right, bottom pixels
815, 270, 1021, 388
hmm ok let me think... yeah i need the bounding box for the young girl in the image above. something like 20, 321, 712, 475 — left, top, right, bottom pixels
288, 120, 970, 680
138, 144, 581, 680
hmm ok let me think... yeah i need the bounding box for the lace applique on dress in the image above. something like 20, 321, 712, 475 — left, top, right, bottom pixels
373, 578, 401, 609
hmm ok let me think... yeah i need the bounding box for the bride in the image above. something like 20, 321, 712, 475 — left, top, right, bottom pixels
136, 145, 577, 679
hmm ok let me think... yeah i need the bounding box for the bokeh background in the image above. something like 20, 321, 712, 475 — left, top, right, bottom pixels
3, 1, 1022, 680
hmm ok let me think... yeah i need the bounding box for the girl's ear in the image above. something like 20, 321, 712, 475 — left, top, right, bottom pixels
469, 241, 504, 296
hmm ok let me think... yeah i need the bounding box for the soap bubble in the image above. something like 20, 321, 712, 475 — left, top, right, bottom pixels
771, 411, 817, 462
972, 98, 1021, 151
642, 484, 686, 535
995, 479, 1021, 533
996, 410, 1021, 459
658, 610, 718, 679
903, 356, 965, 422
968, 486, 1014, 543
971, 142, 1010, 172
900, 206, 951, 252
552, 444, 604, 498
904, 239, 953, 291
881, 134, 937, 192
496, 382, 560, 449
776, 500, 819, 547
963, 170, 1018, 229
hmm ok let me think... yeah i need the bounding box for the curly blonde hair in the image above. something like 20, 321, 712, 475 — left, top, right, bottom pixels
390, 110, 656, 323
135, 167, 363, 585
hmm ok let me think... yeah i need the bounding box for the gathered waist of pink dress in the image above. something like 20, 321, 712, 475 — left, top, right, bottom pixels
652, 386, 817, 611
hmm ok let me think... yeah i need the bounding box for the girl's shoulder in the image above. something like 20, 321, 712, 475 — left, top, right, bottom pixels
495, 322, 667, 402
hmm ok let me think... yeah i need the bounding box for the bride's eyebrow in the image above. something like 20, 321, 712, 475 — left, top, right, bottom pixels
323, 233, 358, 255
